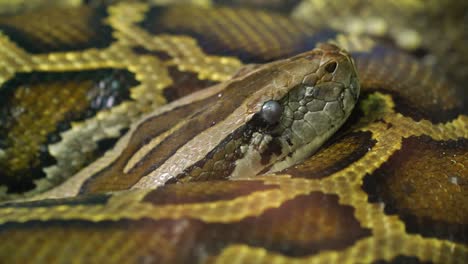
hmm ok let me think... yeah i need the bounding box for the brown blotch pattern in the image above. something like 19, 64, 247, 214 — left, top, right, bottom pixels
283, 132, 374, 179
0, 6, 113, 53
213, 0, 303, 13
0, 192, 370, 263
363, 135, 468, 243
164, 66, 218, 102
141, 5, 323, 63
0, 219, 205, 264
373, 255, 434, 264
0, 69, 136, 193
354, 49, 463, 123
205, 192, 371, 257
143, 180, 278, 205
0, 193, 110, 209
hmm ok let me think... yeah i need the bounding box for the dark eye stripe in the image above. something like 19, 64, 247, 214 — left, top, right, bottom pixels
79, 92, 222, 194
79, 70, 276, 193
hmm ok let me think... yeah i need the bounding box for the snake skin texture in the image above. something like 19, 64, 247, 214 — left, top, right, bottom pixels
0, 0, 467, 263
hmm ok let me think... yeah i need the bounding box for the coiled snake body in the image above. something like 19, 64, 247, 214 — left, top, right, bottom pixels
0, 1, 467, 263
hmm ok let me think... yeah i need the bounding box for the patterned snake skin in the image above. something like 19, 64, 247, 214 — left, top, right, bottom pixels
0, 0, 467, 263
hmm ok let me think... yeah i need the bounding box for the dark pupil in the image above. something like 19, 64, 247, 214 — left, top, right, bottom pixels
325, 61, 337, 73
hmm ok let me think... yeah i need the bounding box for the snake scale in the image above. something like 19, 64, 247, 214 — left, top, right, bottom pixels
0, 0, 467, 263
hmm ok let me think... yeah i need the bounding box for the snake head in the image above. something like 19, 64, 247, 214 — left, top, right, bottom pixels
120, 43, 361, 185
234, 43, 361, 176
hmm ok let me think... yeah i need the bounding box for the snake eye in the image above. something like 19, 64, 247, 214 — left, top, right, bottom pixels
260, 100, 282, 124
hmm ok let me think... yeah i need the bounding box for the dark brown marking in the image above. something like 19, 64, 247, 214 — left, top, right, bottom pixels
0, 192, 371, 262
164, 66, 218, 102
353, 46, 464, 123
0, 6, 113, 53
79, 94, 220, 194
0, 69, 137, 194
132, 46, 172, 61
260, 138, 283, 165
80, 66, 276, 194
373, 255, 433, 264
205, 192, 371, 257
141, 5, 325, 63
0, 219, 206, 264
169, 127, 248, 183
363, 136, 468, 243
171, 109, 290, 183
283, 132, 374, 179
0, 194, 110, 209
213, 0, 303, 13
143, 180, 278, 205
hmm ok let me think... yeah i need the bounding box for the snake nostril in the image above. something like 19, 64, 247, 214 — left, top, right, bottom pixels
325, 61, 337, 73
